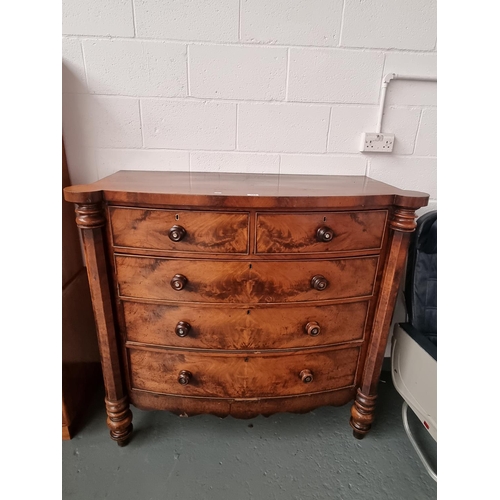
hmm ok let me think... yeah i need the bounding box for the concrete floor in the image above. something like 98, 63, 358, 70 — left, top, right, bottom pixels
62, 370, 436, 500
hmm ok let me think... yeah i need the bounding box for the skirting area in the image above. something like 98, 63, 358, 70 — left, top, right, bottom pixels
62, 370, 437, 499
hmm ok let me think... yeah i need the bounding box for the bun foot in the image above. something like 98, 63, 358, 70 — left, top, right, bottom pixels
116, 428, 133, 447
349, 389, 377, 439
352, 429, 366, 440
105, 396, 133, 446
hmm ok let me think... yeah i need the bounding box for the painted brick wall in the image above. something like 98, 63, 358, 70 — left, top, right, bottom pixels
62, 0, 437, 213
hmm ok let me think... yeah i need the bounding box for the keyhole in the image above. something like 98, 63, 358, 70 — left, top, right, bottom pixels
249, 263, 252, 269
175, 214, 180, 220
247, 310, 250, 315
323, 216, 327, 222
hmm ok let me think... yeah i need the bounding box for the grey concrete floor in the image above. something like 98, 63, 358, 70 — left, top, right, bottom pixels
62, 370, 437, 500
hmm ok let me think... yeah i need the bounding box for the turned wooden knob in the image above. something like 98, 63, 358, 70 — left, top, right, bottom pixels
175, 321, 191, 337
316, 226, 334, 242
311, 275, 328, 291
168, 225, 186, 242
170, 274, 187, 291
178, 370, 192, 385
300, 369, 313, 383
305, 321, 321, 336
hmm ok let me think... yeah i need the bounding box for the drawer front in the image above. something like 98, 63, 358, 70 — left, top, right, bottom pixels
123, 301, 369, 349
128, 346, 360, 398
109, 207, 249, 254
115, 256, 378, 303
256, 211, 387, 254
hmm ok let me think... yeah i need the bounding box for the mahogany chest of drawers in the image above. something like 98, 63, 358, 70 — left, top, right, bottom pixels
64, 171, 428, 446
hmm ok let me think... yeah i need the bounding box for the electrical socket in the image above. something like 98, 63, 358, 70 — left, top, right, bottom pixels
360, 133, 395, 152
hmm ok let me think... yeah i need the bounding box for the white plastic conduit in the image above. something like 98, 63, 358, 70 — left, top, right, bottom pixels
377, 73, 437, 133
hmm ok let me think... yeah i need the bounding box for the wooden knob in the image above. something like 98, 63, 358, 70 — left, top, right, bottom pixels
316, 226, 334, 242
175, 321, 191, 337
178, 370, 192, 385
311, 275, 328, 291
300, 369, 313, 383
170, 274, 187, 291
168, 225, 186, 242
305, 321, 321, 336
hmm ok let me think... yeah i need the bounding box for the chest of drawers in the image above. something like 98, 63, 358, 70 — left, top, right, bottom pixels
64, 171, 428, 446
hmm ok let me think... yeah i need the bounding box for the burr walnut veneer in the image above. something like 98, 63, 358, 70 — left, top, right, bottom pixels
64, 171, 428, 446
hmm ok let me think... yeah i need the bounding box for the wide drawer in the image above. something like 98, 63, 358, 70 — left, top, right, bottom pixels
128, 346, 360, 398
115, 255, 378, 303
123, 301, 369, 349
109, 207, 249, 254
256, 211, 387, 254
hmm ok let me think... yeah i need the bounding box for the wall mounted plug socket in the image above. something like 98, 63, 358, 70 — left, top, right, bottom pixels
360, 133, 395, 152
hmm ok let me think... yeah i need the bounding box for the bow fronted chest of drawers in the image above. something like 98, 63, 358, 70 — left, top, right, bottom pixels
64, 171, 428, 445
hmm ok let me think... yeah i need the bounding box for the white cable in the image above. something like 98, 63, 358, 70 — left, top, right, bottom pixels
376, 74, 437, 133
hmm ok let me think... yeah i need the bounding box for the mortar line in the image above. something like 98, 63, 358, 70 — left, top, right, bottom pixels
138, 100, 145, 148
61, 35, 437, 54
186, 45, 191, 96
325, 107, 333, 152
238, 0, 242, 41
338, 0, 347, 47
285, 48, 291, 101
411, 109, 425, 155
131, 0, 137, 37
79, 39, 90, 92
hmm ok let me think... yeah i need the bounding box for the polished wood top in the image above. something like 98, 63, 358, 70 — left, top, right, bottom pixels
64, 170, 429, 209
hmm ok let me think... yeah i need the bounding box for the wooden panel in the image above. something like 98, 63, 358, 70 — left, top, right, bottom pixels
128, 346, 360, 398
115, 255, 378, 303
129, 386, 357, 418
110, 207, 249, 254
123, 301, 369, 349
256, 211, 387, 254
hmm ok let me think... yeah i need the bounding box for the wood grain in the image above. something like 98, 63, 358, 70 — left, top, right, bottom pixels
63, 171, 429, 442
63, 171, 429, 210
110, 207, 249, 254
129, 386, 357, 418
115, 255, 379, 303
128, 346, 360, 398
256, 210, 387, 254
122, 300, 370, 349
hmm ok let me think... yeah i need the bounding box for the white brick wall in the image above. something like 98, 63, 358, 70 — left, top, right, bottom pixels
62, 0, 437, 210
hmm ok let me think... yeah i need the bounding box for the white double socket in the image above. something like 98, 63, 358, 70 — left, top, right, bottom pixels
360, 133, 395, 152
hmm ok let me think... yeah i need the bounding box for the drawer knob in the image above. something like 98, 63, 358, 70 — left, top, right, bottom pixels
171, 274, 187, 291
168, 225, 186, 242
178, 370, 192, 385
175, 321, 191, 337
316, 226, 334, 242
311, 275, 328, 291
305, 321, 321, 336
300, 369, 313, 383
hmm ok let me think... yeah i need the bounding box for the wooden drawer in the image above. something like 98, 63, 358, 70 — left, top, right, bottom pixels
256, 211, 387, 254
109, 207, 249, 254
123, 301, 369, 349
128, 346, 360, 398
115, 255, 378, 303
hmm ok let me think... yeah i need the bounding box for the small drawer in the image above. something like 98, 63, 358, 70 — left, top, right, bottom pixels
123, 301, 369, 349
128, 346, 360, 398
115, 256, 378, 303
256, 211, 387, 254
109, 207, 249, 254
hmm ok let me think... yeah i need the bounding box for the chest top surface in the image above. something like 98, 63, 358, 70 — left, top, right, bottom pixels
63, 171, 429, 210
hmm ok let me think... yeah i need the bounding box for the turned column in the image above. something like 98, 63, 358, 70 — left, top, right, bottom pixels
350, 206, 418, 439
75, 201, 133, 446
